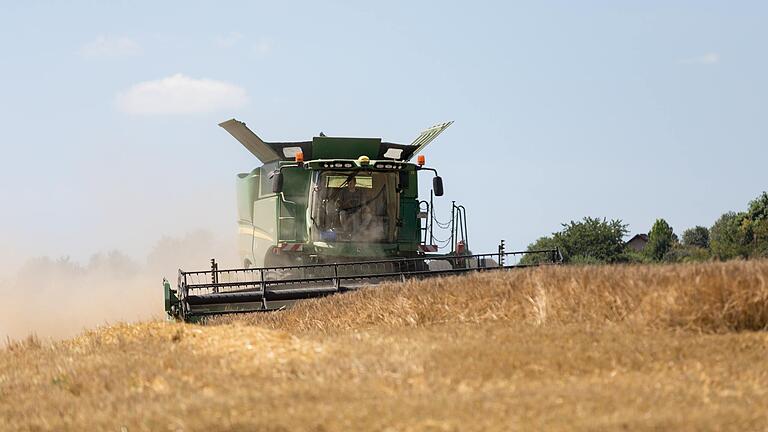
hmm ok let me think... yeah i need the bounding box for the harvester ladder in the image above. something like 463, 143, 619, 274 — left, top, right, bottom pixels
420, 194, 468, 252
418, 199, 432, 245
277, 194, 298, 242
450, 201, 469, 254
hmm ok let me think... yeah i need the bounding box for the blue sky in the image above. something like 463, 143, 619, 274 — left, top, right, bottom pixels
1, 1, 766, 271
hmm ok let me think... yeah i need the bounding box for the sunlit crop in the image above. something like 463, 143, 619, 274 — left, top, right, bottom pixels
1, 260, 767, 431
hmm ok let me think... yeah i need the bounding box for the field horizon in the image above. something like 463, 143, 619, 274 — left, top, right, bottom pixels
1, 260, 767, 431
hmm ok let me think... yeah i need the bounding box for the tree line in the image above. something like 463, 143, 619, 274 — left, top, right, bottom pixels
522, 191, 768, 265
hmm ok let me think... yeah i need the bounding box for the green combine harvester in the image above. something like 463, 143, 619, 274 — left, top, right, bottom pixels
164, 119, 561, 321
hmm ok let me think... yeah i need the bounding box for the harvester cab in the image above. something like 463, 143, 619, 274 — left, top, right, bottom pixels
219, 118, 455, 269
163, 120, 562, 321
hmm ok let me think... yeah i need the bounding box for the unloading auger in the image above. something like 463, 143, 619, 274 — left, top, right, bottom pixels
164, 120, 561, 321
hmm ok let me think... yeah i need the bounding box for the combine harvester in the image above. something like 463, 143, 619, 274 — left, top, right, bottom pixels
164, 119, 561, 321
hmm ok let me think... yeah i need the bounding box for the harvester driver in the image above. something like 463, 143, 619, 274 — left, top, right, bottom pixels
337, 176, 368, 237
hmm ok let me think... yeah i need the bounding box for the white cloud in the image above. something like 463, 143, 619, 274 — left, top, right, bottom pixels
253, 38, 273, 56
215, 32, 244, 48
80, 36, 142, 58
679, 52, 720, 65
115, 74, 248, 115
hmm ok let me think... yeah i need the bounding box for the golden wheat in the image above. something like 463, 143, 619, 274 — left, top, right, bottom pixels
213, 260, 768, 333
1, 260, 767, 431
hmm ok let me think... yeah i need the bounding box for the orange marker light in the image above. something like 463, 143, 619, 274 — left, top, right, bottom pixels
295, 151, 304, 163
417, 155, 426, 166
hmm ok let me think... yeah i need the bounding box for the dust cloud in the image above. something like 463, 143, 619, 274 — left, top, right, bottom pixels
0, 230, 239, 342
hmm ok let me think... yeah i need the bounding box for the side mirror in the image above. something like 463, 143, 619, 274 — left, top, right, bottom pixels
272, 171, 284, 193
433, 176, 444, 197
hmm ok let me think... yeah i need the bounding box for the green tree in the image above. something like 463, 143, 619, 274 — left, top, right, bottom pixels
743, 192, 768, 257
751, 220, 768, 257
681, 226, 710, 249
554, 217, 628, 263
746, 191, 768, 221
644, 219, 676, 261
705, 192, 768, 260
520, 236, 558, 265
709, 212, 749, 260
521, 217, 628, 265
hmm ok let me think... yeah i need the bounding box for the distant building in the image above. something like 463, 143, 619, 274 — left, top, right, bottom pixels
626, 234, 649, 251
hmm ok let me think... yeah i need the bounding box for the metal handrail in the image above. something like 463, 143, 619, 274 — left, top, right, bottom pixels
181, 248, 557, 276
181, 249, 561, 291
174, 248, 562, 320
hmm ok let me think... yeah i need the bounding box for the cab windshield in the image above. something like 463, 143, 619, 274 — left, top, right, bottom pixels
310, 171, 398, 242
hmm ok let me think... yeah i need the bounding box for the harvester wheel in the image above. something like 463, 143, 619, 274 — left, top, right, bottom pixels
264, 250, 297, 268
263, 250, 303, 280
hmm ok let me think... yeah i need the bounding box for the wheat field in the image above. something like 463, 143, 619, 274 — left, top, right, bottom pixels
1, 261, 767, 431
